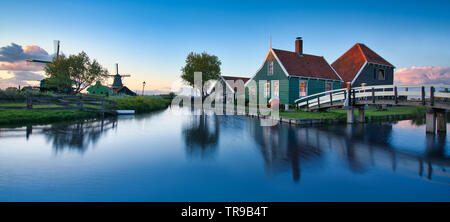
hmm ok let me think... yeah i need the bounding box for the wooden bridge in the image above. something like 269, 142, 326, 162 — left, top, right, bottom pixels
295, 84, 450, 134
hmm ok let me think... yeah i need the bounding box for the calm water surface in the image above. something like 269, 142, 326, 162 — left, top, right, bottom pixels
0, 106, 449, 201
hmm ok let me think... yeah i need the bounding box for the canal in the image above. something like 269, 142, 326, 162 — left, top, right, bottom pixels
0, 106, 449, 201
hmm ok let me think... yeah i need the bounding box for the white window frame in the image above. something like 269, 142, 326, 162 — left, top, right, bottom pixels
272, 80, 279, 98
264, 82, 270, 98
268, 60, 274, 75
299, 80, 307, 97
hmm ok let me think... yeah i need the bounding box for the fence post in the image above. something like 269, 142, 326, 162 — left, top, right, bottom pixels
372, 87, 375, 104
79, 95, 83, 110
430, 86, 435, 106
394, 86, 398, 104
421, 86, 425, 105
329, 92, 333, 106
352, 89, 356, 106
317, 96, 320, 108
26, 93, 32, 109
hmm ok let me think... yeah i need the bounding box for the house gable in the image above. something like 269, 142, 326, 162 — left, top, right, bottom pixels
332, 43, 394, 86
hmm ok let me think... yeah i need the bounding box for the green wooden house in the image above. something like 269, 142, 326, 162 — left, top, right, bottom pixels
245, 37, 343, 106
87, 81, 113, 96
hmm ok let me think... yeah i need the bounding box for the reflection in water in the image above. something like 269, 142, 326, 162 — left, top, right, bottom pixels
248, 118, 322, 183
246, 116, 450, 184
182, 111, 220, 158
0, 118, 117, 153
43, 119, 117, 153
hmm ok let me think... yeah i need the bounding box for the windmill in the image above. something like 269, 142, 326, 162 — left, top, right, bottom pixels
26, 40, 60, 64
107, 63, 131, 89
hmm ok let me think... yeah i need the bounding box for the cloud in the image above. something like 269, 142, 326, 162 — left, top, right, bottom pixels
0, 43, 53, 71
0, 43, 52, 63
395, 66, 450, 85
0, 71, 44, 89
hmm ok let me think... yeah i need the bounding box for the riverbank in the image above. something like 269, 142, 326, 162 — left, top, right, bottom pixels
0, 109, 98, 125
275, 106, 426, 125
0, 95, 172, 125
280, 106, 425, 120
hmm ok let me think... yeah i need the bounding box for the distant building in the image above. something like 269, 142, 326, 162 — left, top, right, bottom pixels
86, 81, 112, 96
245, 37, 342, 105
212, 75, 250, 100
331, 43, 395, 87
86, 80, 136, 96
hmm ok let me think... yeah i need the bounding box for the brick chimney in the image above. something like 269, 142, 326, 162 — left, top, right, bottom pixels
295, 37, 303, 56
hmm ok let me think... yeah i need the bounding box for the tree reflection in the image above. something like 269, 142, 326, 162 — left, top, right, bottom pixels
182, 112, 220, 158
42, 118, 117, 153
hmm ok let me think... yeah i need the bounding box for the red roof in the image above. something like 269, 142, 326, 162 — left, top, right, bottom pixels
331, 43, 393, 83
272, 49, 341, 80
222, 76, 250, 83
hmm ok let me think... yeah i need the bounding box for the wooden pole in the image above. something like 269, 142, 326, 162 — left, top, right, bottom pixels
372, 87, 375, 104
329, 92, 333, 106
422, 86, 425, 105
26, 93, 32, 109
394, 86, 398, 104
430, 86, 435, 106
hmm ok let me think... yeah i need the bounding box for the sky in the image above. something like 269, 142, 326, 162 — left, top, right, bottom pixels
1, 0, 450, 93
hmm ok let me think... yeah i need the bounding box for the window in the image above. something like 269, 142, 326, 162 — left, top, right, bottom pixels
299, 81, 307, 97
378, 69, 385, 80
325, 82, 332, 91
264, 82, 270, 98
249, 86, 256, 96
273, 81, 279, 97
268, 60, 274, 75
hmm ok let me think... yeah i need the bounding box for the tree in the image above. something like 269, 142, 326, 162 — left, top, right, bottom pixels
44, 52, 109, 94
181, 52, 221, 97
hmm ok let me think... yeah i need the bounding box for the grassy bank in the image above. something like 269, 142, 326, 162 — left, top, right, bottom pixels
0, 109, 98, 125
0, 95, 172, 125
112, 95, 171, 114
280, 106, 426, 120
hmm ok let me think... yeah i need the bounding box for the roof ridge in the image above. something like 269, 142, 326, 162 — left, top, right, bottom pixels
356, 43, 369, 63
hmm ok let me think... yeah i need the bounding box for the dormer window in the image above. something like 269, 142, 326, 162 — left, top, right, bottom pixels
378, 69, 385, 80
268, 60, 274, 75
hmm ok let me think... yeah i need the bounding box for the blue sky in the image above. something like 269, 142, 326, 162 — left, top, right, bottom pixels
1, 0, 450, 91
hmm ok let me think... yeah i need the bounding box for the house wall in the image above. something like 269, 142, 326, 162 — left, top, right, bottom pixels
246, 52, 289, 104
352, 63, 394, 87
288, 77, 341, 104
246, 51, 342, 105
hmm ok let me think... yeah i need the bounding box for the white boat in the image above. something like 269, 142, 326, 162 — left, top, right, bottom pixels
116, 110, 135, 115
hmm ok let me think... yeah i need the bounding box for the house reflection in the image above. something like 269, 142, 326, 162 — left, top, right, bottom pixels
182, 111, 220, 158
247, 119, 322, 183
248, 118, 450, 183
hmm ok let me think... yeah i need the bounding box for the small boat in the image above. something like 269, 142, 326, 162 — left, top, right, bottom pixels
116, 110, 135, 115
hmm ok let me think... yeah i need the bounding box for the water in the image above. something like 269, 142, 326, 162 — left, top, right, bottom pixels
0, 106, 449, 201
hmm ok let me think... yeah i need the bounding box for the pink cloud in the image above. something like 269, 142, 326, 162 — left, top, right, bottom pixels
395, 66, 450, 85
0, 60, 45, 71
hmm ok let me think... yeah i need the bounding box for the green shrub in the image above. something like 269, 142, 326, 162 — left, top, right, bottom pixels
112, 95, 171, 114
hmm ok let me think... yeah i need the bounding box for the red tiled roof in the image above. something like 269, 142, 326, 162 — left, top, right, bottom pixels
331, 43, 393, 83
113, 86, 124, 93
222, 76, 250, 83
272, 49, 341, 80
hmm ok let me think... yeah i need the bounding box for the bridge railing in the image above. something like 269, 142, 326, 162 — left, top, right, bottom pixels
295, 84, 450, 109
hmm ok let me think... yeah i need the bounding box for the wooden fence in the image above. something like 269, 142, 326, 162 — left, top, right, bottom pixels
0, 94, 117, 114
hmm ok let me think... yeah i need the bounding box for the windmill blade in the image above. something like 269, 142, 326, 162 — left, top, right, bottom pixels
53, 40, 60, 57
120, 75, 131, 77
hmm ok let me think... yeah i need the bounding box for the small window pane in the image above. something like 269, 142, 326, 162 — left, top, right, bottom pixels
378, 69, 385, 80
299, 81, 307, 97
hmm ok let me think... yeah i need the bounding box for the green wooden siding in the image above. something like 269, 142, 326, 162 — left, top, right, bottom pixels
246, 51, 342, 105
246, 56, 289, 104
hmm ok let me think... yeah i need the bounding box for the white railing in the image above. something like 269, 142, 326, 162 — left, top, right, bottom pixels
295, 84, 450, 109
